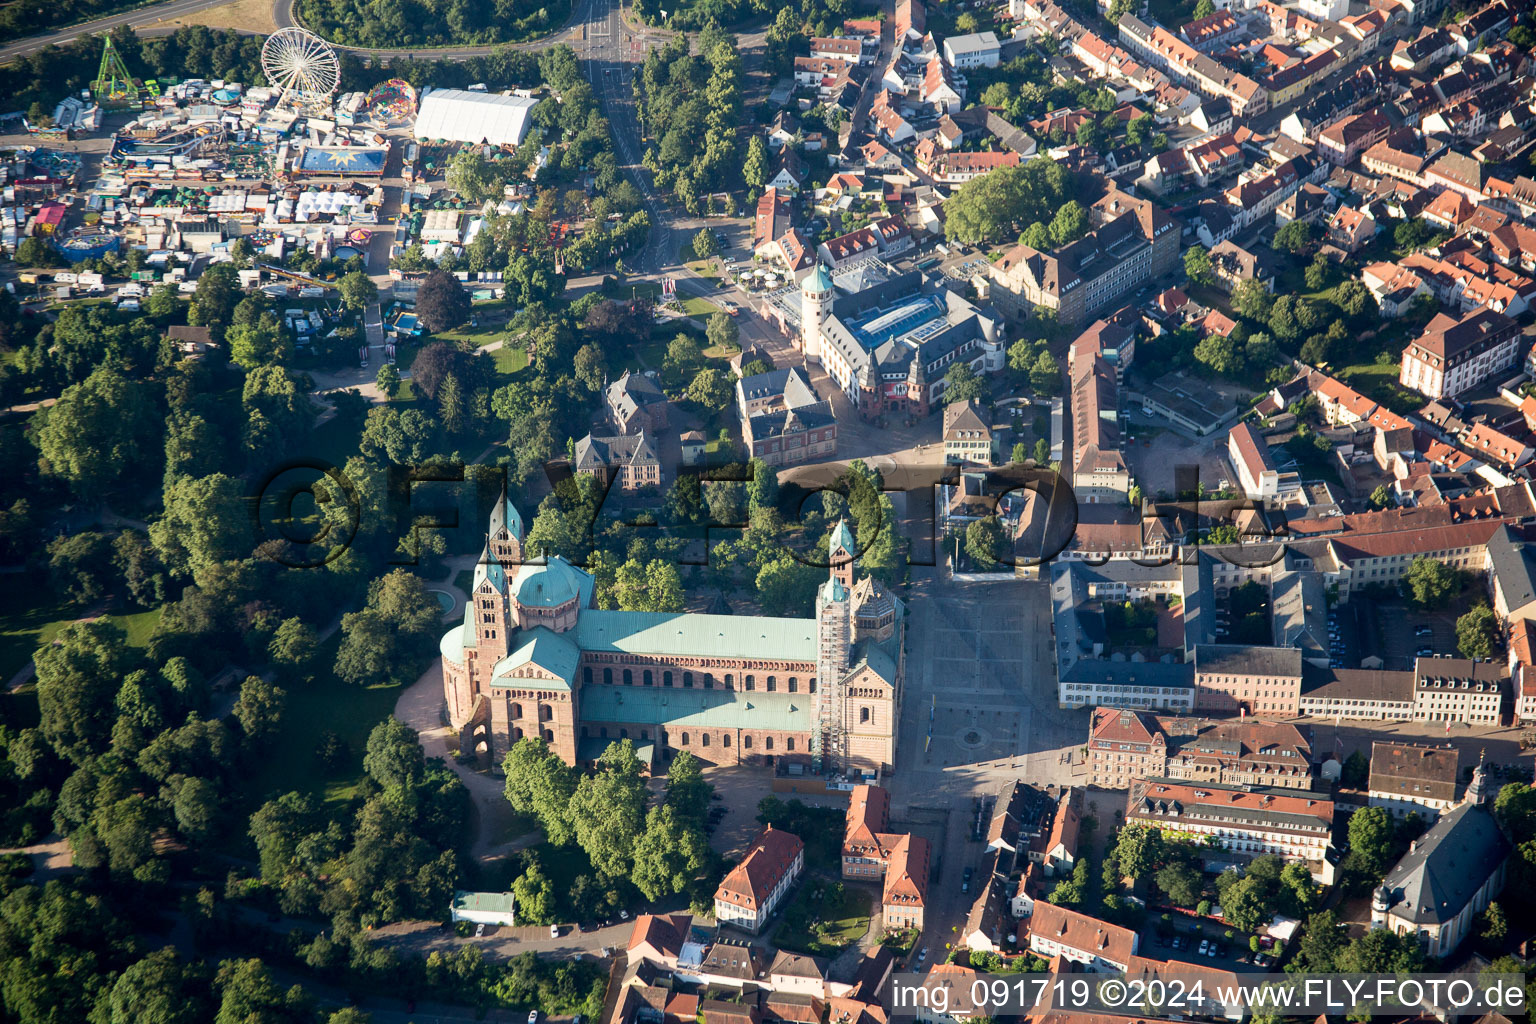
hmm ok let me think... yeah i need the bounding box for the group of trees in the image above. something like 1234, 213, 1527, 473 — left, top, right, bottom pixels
27, 616, 284, 883
1007, 336, 1062, 396
636, 30, 744, 215
298, 0, 562, 48
504, 741, 719, 918
945, 159, 1076, 246
248, 718, 468, 926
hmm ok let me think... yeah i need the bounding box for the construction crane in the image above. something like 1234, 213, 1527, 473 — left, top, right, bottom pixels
91, 36, 141, 110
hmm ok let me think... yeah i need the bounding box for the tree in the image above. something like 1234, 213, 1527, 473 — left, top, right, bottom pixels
1222, 874, 1270, 932
1456, 604, 1498, 660
1193, 0, 1215, 15
415, 270, 471, 333
188, 264, 239, 336
692, 228, 719, 260
743, 135, 769, 190
1347, 806, 1394, 877
1494, 783, 1536, 841
1021, 221, 1051, 251
631, 803, 708, 901
1304, 254, 1330, 291
685, 368, 732, 412
513, 860, 556, 923
665, 750, 712, 825
48, 531, 112, 607
1394, 217, 1430, 251
748, 458, 780, 514
1369, 484, 1394, 510
150, 473, 252, 583
34, 621, 132, 765
1184, 244, 1214, 286
437, 373, 465, 435
503, 737, 577, 845
1155, 861, 1201, 906
1292, 911, 1346, 972
1232, 279, 1273, 320
409, 341, 466, 402
446, 148, 505, 204
215, 958, 308, 1024
1402, 556, 1458, 609
106, 948, 215, 1024
334, 569, 442, 687
1478, 900, 1507, 945
15, 235, 62, 268
1034, 438, 1051, 464
1012, 442, 1028, 465
1113, 826, 1164, 881
1193, 334, 1241, 377
1048, 201, 1088, 246
1030, 351, 1060, 395
706, 311, 739, 353
338, 271, 378, 312
1341, 750, 1369, 789
1273, 220, 1315, 254
568, 740, 648, 879
943, 362, 988, 405
1336, 279, 1371, 319
965, 517, 1007, 569
232, 675, 285, 744
32, 365, 161, 496
1268, 295, 1300, 342
228, 311, 293, 370
375, 363, 400, 400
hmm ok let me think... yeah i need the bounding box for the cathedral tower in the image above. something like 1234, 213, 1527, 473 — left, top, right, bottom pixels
814, 523, 855, 771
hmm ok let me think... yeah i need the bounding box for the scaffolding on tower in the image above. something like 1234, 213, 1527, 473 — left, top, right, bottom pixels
91, 36, 141, 110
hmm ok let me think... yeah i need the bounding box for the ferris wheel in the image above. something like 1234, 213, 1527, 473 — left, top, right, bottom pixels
261, 27, 340, 110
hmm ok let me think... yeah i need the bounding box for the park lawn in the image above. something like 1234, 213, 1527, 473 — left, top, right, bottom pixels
775, 882, 873, 956
703, 337, 742, 361
493, 345, 529, 376
681, 296, 721, 318
685, 260, 721, 281
308, 411, 367, 469
0, 571, 162, 682
1337, 361, 1419, 416
243, 634, 403, 809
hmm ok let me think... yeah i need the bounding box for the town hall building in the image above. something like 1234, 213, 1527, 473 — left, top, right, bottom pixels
441, 491, 905, 775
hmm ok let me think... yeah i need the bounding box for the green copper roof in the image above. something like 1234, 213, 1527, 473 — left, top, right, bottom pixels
580, 685, 812, 733
805, 263, 834, 294
472, 543, 507, 594
830, 518, 856, 558
489, 486, 524, 540
512, 557, 594, 608
493, 626, 579, 688
573, 610, 817, 663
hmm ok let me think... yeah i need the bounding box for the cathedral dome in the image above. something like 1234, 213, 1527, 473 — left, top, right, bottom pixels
512, 557, 590, 609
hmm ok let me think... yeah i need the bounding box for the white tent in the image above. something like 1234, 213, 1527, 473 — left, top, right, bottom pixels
413, 89, 539, 148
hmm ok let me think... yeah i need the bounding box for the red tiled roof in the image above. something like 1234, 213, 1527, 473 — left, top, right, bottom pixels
716, 827, 804, 911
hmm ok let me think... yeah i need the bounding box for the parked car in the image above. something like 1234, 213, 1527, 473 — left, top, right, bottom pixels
550, 925, 560, 938
1415, 625, 1433, 637
962, 867, 973, 892
529, 1012, 540, 1024
1416, 647, 1434, 657
1198, 940, 1210, 956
